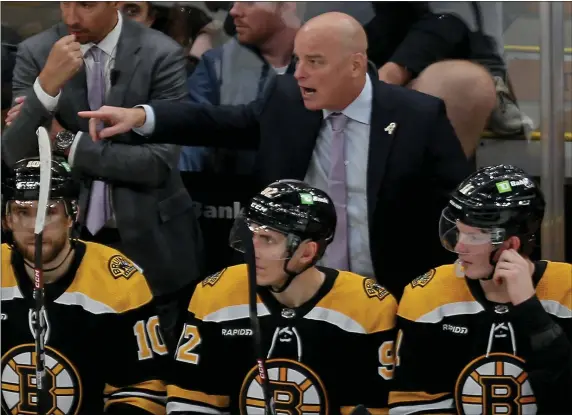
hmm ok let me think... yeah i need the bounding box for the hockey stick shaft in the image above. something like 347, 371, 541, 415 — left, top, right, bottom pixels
34, 127, 53, 415
237, 220, 276, 415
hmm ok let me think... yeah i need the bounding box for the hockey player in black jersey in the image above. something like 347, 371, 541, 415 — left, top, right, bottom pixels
1, 157, 167, 415
167, 179, 397, 414
389, 165, 572, 415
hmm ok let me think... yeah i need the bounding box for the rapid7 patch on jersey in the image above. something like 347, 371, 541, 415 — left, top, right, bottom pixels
411, 269, 436, 288
363, 278, 390, 301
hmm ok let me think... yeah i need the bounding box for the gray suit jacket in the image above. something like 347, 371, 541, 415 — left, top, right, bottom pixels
2, 18, 204, 296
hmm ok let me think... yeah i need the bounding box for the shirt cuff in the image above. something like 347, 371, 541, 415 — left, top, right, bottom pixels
67, 132, 85, 167
132, 105, 155, 137
33, 77, 61, 112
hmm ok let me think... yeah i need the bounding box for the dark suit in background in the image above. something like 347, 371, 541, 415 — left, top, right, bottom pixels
134, 65, 472, 298
1, 17, 204, 347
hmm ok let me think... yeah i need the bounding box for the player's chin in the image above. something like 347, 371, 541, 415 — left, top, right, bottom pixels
464, 265, 492, 280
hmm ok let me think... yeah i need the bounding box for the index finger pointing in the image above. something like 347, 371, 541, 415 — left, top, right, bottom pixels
78, 110, 104, 119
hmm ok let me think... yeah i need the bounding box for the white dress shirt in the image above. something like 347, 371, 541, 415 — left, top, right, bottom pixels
305, 74, 374, 277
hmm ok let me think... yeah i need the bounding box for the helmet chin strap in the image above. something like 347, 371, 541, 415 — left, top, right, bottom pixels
267, 257, 319, 294
23, 244, 74, 273
479, 249, 502, 281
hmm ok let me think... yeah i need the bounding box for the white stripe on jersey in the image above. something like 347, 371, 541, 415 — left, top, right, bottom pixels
166, 401, 230, 414
203, 303, 270, 322
304, 307, 367, 333
389, 397, 454, 414
541, 300, 572, 318
416, 301, 485, 323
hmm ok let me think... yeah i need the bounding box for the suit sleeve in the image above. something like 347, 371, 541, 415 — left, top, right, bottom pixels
143, 68, 269, 149
103, 300, 168, 415
70, 43, 187, 188
427, 100, 472, 196
389, 11, 470, 77
511, 295, 572, 413
1, 42, 54, 167
167, 307, 230, 414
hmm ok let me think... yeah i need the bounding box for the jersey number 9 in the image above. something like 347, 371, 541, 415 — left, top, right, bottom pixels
378, 330, 403, 380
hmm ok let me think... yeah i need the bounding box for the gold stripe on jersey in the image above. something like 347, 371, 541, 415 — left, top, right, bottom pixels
315, 271, 397, 334
104, 379, 166, 395
398, 265, 478, 322
535, 261, 572, 314
1, 244, 17, 288
389, 391, 449, 405
69, 241, 153, 313
341, 406, 388, 414
388, 391, 455, 415
104, 396, 165, 414
167, 385, 230, 408
1, 243, 153, 314
189, 265, 263, 320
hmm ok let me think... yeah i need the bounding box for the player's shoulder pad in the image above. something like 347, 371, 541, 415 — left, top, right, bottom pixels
536, 261, 572, 316
70, 242, 153, 313
190, 264, 250, 320
317, 271, 398, 334
399, 264, 474, 323
1, 244, 17, 288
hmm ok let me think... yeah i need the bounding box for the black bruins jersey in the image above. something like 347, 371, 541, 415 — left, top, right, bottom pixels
167, 265, 398, 414
1, 242, 167, 415
389, 261, 572, 415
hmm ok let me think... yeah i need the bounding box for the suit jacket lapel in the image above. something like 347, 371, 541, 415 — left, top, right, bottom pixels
65, 66, 90, 131
106, 19, 141, 107
367, 67, 398, 225
296, 109, 323, 179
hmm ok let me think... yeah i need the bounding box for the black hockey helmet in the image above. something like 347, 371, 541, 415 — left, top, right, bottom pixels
229, 179, 337, 292
230, 179, 337, 258
439, 164, 545, 256
2, 156, 80, 226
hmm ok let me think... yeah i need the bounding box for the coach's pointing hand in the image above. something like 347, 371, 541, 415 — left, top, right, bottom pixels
78, 106, 147, 140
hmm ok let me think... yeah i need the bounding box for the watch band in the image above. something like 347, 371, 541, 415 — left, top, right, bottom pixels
54, 130, 76, 155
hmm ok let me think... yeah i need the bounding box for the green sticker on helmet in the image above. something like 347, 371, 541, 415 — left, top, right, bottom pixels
61, 161, 71, 172
496, 180, 512, 193
300, 193, 314, 205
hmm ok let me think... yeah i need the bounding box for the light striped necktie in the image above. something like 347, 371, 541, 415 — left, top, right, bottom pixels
323, 112, 350, 270
85, 46, 112, 235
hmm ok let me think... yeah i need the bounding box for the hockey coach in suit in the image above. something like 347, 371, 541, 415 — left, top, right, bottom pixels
78, 12, 472, 298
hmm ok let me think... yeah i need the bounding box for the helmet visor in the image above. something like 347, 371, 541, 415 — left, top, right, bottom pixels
229, 216, 293, 260
439, 207, 506, 255
5, 199, 69, 230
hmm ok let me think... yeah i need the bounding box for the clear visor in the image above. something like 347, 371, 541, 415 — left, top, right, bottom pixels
5, 199, 70, 229
229, 217, 293, 261
439, 207, 505, 255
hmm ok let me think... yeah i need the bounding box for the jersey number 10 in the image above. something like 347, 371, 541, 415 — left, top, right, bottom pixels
133, 316, 169, 360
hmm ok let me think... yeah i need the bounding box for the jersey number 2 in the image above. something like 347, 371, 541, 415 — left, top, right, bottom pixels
175, 324, 202, 364
133, 316, 168, 360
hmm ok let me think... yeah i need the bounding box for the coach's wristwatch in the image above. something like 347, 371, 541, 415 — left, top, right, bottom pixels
54, 130, 76, 156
